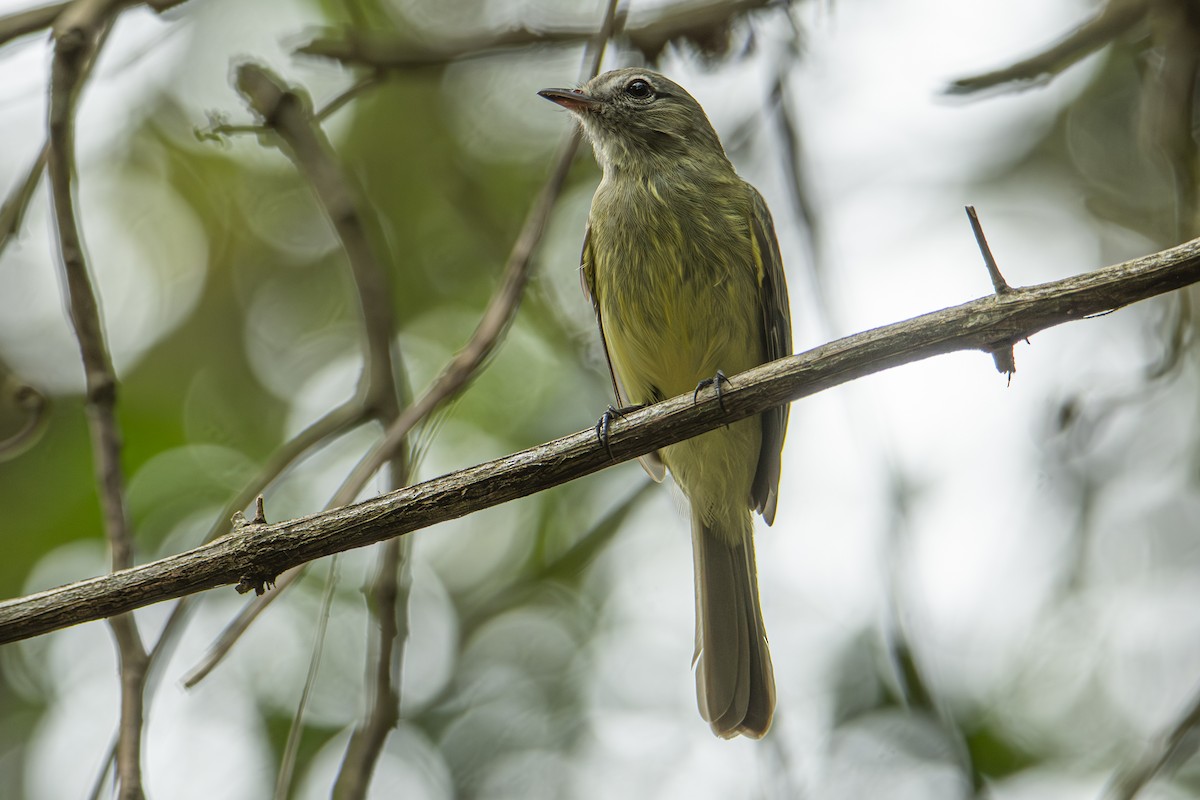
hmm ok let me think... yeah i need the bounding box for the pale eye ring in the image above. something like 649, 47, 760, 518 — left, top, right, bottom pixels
624, 79, 654, 100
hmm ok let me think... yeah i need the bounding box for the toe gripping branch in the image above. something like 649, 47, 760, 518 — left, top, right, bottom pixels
593, 370, 731, 461
693, 370, 731, 410
595, 403, 646, 458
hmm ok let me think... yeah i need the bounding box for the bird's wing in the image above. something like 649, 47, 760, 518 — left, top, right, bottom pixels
581, 225, 667, 482
747, 186, 792, 525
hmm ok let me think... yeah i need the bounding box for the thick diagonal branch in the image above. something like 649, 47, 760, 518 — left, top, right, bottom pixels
3, 236, 1200, 645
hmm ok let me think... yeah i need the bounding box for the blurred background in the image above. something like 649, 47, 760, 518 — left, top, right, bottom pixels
2, 0, 1200, 797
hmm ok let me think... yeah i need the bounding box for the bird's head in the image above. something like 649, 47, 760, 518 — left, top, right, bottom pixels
539, 68, 728, 175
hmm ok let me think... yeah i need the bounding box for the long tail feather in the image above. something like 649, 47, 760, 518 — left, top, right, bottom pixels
692, 512, 775, 738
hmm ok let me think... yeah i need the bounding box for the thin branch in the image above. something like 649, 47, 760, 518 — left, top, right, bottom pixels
946, 0, 1148, 95
965, 206, 1016, 376
274, 559, 339, 800
232, 63, 406, 420
0, 0, 188, 50
296, 0, 774, 68
332, 537, 403, 800
333, 5, 622, 790
328, 0, 630, 502
965, 206, 1012, 294
1102, 678, 1200, 800
458, 480, 656, 638
314, 71, 386, 122
229, 63, 414, 799
1140, 0, 1200, 241
332, 131, 581, 505
0, 1, 69, 49
0, 143, 48, 260
141, 398, 366, 685
0, 378, 48, 461
186, 29, 598, 678
5, 236, 1200, 643
47, 3, 145, 798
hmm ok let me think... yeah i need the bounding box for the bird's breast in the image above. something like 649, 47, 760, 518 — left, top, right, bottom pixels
589, 176, 763, 403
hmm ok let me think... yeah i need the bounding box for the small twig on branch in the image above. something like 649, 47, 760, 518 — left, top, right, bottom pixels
965, 206, 1012, 295
965, 206, 1016, 376
5, 236, 1200, 644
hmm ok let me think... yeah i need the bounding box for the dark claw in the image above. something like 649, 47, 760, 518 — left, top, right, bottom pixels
595, 403, 644, 459
693, 370, 731, 411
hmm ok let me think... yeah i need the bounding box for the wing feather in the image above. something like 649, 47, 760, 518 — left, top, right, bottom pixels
747, 187, 792, 524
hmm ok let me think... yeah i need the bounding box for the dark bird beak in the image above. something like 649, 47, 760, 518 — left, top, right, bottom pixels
538, 88, 601, 113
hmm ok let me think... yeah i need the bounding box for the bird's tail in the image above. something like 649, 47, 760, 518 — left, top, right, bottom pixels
691, 511, 775, 739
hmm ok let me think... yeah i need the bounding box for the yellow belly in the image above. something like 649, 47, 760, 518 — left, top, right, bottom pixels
592, 209, 764, 529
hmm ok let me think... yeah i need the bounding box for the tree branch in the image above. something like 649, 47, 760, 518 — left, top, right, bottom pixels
47, 3, 145, 797
296, 0, 775, 68
946, 0, 1148, 95
3, 236, 1200, 645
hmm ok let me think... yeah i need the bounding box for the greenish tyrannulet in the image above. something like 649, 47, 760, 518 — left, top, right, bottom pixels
540, 69, 792, 739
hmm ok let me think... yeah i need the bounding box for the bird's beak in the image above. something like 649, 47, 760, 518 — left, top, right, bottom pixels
538, 88, 601, 113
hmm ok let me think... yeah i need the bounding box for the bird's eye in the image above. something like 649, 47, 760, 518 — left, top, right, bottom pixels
624, 79, 654, 100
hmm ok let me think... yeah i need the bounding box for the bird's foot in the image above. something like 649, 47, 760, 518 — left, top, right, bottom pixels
595, 403, 645, 458
693, 370, 731, 411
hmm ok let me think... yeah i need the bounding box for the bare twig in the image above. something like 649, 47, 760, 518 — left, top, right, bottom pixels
458, 480, 656, 637
1140, 0, 1200, 240
0, 143, 48, 260
6, 235, 1200, 644
226, 63, 413, 798
0, 378, 48, 461
329, 0, 628, 502
332, 130, 582, 507
142, 399, 366, 683
274, 559, 339, 800
965, 206, 1012, 295
185, 4, 618, 684
332, 6, 623, 792
232, 64, 406, 418
315, 71, 386, 122
296, 0, 774, 68
0, 1, 69, 49
0, 0, 188, 50
332, 537, 403, 800
47, 3, 145, 797
966, 206, 1017, 376
946, 0, 1149, 95
1102, 679, 1200, 800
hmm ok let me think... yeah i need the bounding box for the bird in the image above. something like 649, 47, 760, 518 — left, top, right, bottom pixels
539, 68, 792, 738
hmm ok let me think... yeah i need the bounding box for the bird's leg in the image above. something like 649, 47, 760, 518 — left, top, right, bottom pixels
596, 403, 645, 458
693, 370, 731, 411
